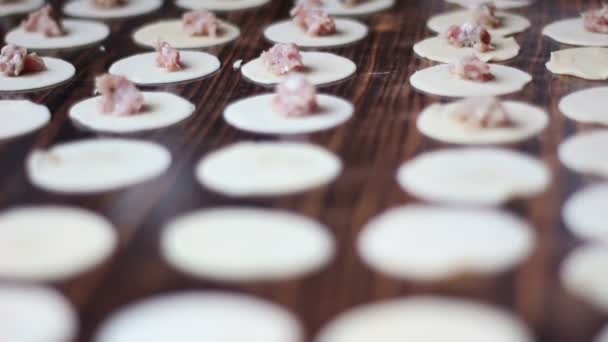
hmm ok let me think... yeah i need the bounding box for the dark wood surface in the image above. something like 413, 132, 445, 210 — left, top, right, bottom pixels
1, 0, 606, 341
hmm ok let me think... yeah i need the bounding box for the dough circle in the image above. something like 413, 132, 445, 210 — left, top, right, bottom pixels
397, 148, 550, 205
109, 51, 220, 85
0, 100, 50, 140
196, 141, 341, 197
6, 19, 110, 50
560, 87, 608, 125
27, 138, 171, 194
94, 291, 303, 342
559, 130, 608, 177
321, 0, 394, 16
241, 52, 356, 86
224, 94, 353, 135
546, 48, 608, 80
445, 0, 534, 9
63, 0, 162, 19
561, 245, 608, 313
410, 64, 532, 98
70, 92, 195, 133
0, 57, 75, 92
0, 0, 44, 17
315, 296, 533, 342
427, 9, 531, 37
563, 184, 608, 243
161, 207, 335, 282
175, 0, 271, 11
596, 326, 608, 342
543, 18, 608, 47
133, 19, 240, 49
414, 35, 520, 63
0, 285, 77, 342
264, 19, 368, 48
417, 100, 548, 145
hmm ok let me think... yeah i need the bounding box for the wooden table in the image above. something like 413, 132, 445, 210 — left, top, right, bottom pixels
0, 1, 605, 341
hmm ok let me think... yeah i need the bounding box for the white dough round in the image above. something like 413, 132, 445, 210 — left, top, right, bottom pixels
446, 0, 534, 9
6, 19, 110, 50
543, 18, 608, 47
596, 326, 608, 342
397, 148, 550, 205
224, 94, 353, 135
133, 19, 240, 49
0, 285, 77, 342
264, 19, 368, 48
70, 92, 195, 133
241, 52, 356, 86
95, 291, 303, 342
109, 51, 220, 85
410, 64, 532, 98
559, 130, 608, 177
0, 57, 75, 92
560, 87, 608, 125
0, 100, 50, 140
0, 0, 44, 17
546, 47, 608, 80
175, 0, 270, 11
414, 35, 520, 63
162, 207, 335, 282
196, 141, 341, 197
27, 138, 171, 194
417, 100, 548, 145
358, 205, 533, 282
561, 245, 608, 313
427, 9, 531, 37
64, 0, 162, 19
315, 296, 533, 342
321, 0, 394, 16
0, 206, 116, 281
564, 184, 608, 243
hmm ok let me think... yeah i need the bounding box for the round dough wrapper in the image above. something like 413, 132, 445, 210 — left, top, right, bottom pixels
543, 18, 608, 47
414, 35, 520, 63
417, 100, 548, 145
561, 245, 608, 313
397, 148, 550, 205
315, 296, 533, 342
196, 141, 341, 197
427, 9, 531, 37
6, 19, 110, 50
445, 0, 534, 9
0, 285, 77, 342
0, 206, 116, 281
560, 87, 608, 125
264, 19, 368, 48
321, 0, 394, 16
133, 19, 240, 49
70, 92, 195, 133
109, 51, 220, 85
63, 0, 162, 19
161, 207, 335, 282
241, 52, 356, 86
546, 47, 608, 80
0, 100, 50, 140
358, 205, 533, 282
224, 94, 353, 134
564, 184, 608, 243
175, 0, 271, 11
596, 326, 608, 342
0, 57, 75, 92
95, 291, 303, 342
27, 138, 171, 194
0, 0, 44, 17
410, 64, 532, 98
559, 130, 608, 177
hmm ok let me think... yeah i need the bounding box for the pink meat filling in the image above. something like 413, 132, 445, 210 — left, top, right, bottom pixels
0, 44, 46, 77
91, 0, 124, 8
451, 97, 512, 129
272, 74, 318, 117
155, 40, 182, 71
444, 22, 493, 52
260, 43, 304, 75
473, 3, 501, 28
291, 5, 336, 36
583, 4, 608, 34
21, 5, 64, 37
449, 54, 494, 82
182, 9, 219, 37
95, 74, 144, 116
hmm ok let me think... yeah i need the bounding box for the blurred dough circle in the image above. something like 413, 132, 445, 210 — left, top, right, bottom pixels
175, 0, 270, 11
560, 87, 608, 125
561, 245, 608, 313
563, 184, 608, 243
0, 57, 75, 92
64, 0, 162, 19
445, 0, 535, 9
322, 0, 394, 16
133, 19, 240, 49
6, 19, 109, 50
0, 0, 43, 17
0, 100, 50, 139
264, 19, 368, 48
596, 326, 608, 342
543, 18, 608, 47
559, 130, 608, 177
546, 48, 608, 80
427, 9, 531, 37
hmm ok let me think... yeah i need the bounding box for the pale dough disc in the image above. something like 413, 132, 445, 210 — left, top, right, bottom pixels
241, 52, 356, 86
546, 47, 608, 80
410, 64, 532, 98
0, 285, 77, 342
161, 207, 335, 282
0, 100, 50, 140
6, 19, 110, 50
596, 326, 608, 342
414, 35, 520, 63
133, 19, 240, 49
563, 184, 608, 243
264, 19, 368, 48
560, 87, 608, 125
224, 94, 353, 134
315, 296, 533, 342
195, 141, 341, 197
95, 291, 303, 342
561, 245, 608, 313
543, 18, 608, 47
175, 0, 270, 11
321, 0, 394, 16
358, 205, 533, 282
109, 51, 220, 85
397, 148, 550, 205
27, 138, 171, 194
417, 100, 548, 145
445, 0, 534, 9
63, 0, 162, 19
0, 57, 75, 92
427, 9, 531, 37
559, 130, 608, 177
0, 0, 44, 17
